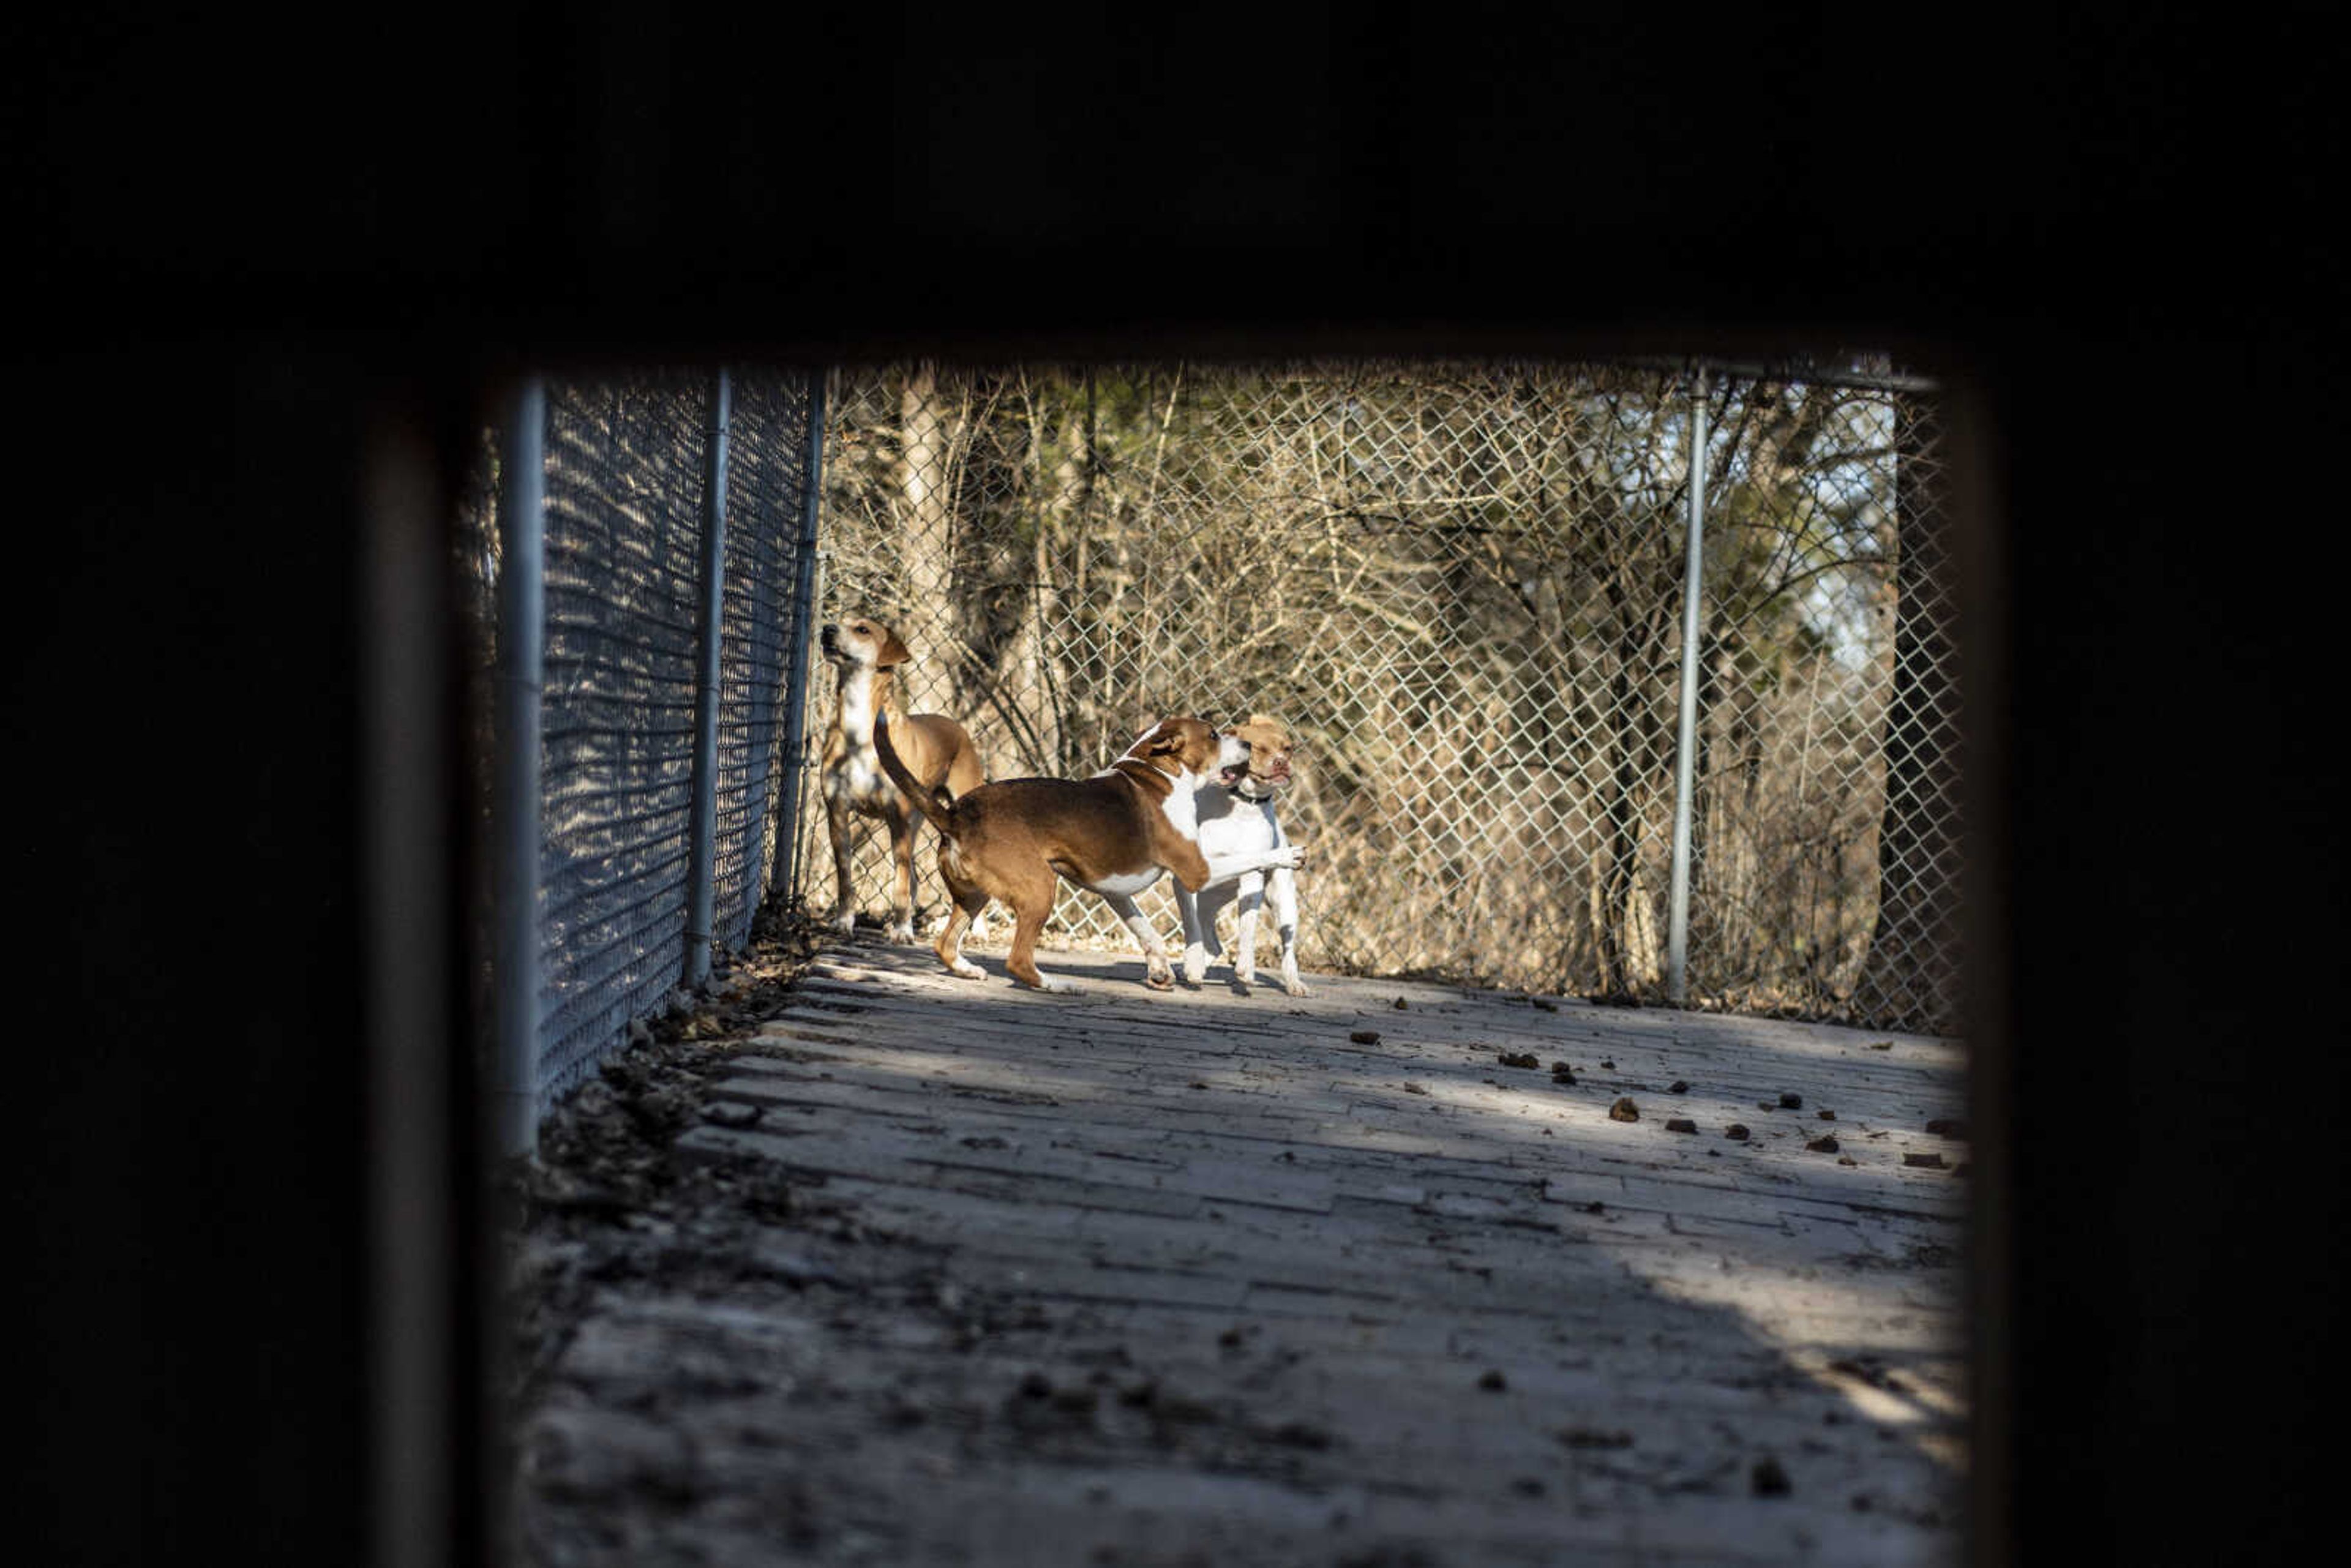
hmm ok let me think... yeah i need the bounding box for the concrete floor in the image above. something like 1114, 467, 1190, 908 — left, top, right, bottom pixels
518, 937, 1968, 1566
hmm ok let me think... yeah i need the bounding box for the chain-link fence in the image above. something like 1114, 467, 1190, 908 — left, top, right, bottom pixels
457, 370, 820, 1120
456, 357, 1957, 1138
790, 360, 1960, 1033
710, 375, 819, 958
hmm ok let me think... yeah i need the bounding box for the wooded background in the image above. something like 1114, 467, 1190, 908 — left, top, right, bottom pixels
799, 359, 1959, 1032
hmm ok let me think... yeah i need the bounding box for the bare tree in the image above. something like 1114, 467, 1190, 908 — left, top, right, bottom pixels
802, 361, 1955, 1030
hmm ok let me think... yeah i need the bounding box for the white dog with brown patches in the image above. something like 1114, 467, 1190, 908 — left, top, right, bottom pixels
1177, 713, 1310, 997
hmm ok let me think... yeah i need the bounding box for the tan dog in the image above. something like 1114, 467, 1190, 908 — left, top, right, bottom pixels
874, 714, 1307, 994
817, 616, 986, 943
1177, 714, 1310, 996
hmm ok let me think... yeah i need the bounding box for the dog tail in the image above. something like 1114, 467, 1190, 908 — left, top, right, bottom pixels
874, 708, 964, 834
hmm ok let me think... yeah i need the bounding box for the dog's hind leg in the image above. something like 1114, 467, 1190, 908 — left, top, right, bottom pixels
1103, 893, 1177, 991
1003, 895, 1078, 995
1268, 865, 1310, 996
926, 812, 987, 944
1180, 880, 1235, 986
932, 880, 990, 981
1230, 872, 1266, 994
1176, 885, 1217, 986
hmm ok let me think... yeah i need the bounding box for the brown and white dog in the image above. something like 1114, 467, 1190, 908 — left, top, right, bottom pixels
1176, 713, 1310, 997
874, 713, 1307, 994
817, 616, 986, 943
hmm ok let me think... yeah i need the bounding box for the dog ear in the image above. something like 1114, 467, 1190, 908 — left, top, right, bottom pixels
1142, 719, 1183, 755
876, 628, 913, 667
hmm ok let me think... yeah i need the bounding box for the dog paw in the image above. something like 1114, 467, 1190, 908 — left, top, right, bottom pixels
1281, 975, 1313, 998
1144, 969, 1176, 992
1271, 844, 1307, 871
828, 909, 858, 936
887, 922, 915, 945
947, 958, 987, 980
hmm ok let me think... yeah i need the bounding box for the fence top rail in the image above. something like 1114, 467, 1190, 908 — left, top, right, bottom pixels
792, 354, 1941, 397
1621, 355, 1943, 394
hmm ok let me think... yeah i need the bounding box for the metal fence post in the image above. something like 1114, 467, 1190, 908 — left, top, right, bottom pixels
770, 370, 829, 912
492, 377, 546, 1155
1666, 369, 1708, 1004
683, 369, 733, 988
731, 391, 779, 945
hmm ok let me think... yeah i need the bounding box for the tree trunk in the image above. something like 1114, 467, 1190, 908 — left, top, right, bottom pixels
1594, 579, 1646, 997
1001, 374, 1092, 775
898, 362, 959, 711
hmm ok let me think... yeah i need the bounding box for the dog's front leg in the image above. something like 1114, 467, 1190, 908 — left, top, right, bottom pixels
884, 804, 918, 944
1103, 893, 1177, 991
825, 793, 860, 936
1198, 842, 1305, 889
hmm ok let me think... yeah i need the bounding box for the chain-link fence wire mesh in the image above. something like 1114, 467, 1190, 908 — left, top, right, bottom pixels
1678, 377, 1959, 1029
789, 361, 1959, 1033
536, 375, 710, 1103
453, 371, 819, 1117
713, 374, 817, 951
